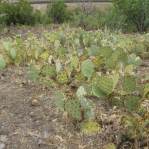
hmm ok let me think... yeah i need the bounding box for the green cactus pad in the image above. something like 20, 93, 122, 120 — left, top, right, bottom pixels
65, 99, 82, 121
123, 76, 136, 93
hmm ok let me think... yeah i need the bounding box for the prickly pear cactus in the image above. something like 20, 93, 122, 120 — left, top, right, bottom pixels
70, 55, 79, 70
124, 95, 140, 111
99, 47, 113, 58
81, 59, 95, 79
57, 71, 69, 84
92, 82, 106, 98
106, 51, 119, 69
98, 76, 114, 95
144, 83, 149, 98
41, 65, 56, 78
54, 92, 65, 111
92, 56, 104, 68
0, 55, 6, 70
92, 75, 115, 97
27, 65, 40, 81
75, 73, 85, 82
65, 99, 82, 121
9, 48, 17, 60
123, 75, 136, 93
81, 121, 101, 135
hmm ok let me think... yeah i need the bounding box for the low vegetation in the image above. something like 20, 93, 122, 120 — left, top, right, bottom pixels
0, 0, 149, 148
0, 25, 148, 148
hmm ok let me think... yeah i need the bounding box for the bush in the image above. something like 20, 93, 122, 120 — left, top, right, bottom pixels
71, 6, 131, 31
102, 7, 134, 32
113, 0, 149, 32
47, 0, 71, 24
0, 0, 36, 25
71, 8, 104, 30
34, 10, 51, 25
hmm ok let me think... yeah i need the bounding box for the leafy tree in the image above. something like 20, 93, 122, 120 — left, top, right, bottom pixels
113, 0, 149, 32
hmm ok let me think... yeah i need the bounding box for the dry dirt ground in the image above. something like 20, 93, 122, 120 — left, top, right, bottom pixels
0, 66, 122, 149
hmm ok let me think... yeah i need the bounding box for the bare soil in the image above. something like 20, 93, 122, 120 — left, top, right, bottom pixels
0, 67, 119, 149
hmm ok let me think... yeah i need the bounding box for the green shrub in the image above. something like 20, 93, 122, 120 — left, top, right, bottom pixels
34, 10, 51, 25
0, 0, 35, 25
71, 7, 127, 31
102, 7, 137, 32
113, 0, 149, 32
47, 0, 71, 24
15, 0, 35, 25
71, 8, 104, 30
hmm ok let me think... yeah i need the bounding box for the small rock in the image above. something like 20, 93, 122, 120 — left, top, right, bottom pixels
0, 135, 8, 142
0, 143, 5, 149
31, 99, 40, 106
29, 112, 35, 117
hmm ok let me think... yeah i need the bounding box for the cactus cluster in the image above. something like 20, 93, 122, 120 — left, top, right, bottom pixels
0, 25, 148, 138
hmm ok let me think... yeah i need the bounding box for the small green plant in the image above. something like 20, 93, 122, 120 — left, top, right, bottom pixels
27, 65, 40, 82
81, 59, 95, 80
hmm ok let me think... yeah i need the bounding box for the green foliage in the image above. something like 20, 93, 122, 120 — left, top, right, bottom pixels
0, 55, 6, 70
47, 0, 71, 24
72, 9, 104, 30
0, 0, 36, 25
99, 47, 113, 58
98, 76, 114, 95
103, 143, 116, 149
34, 10, 50, 25
9, 48, 16, 60
143, 83, 149, 98
92, 75, 117, 98
71, 6, 138, 32
103, 7, 129, 32
76, 86, 87, 98
81, 59, 95, 80
81, 121, 101, 135
54, 92, 65, 111
65, 99, 82, 121
128, 54, 142, 67
92, 83, 106, 98
27, 65, 40, 82
121, 115, 149, 140
41, 65, 56, 78
57, 71, 69, 84
124, 95, 140, 111
79, 97, 95, 120
113, 0, 149, 32
0, 26, 148, 141
122, 76, 136, 93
